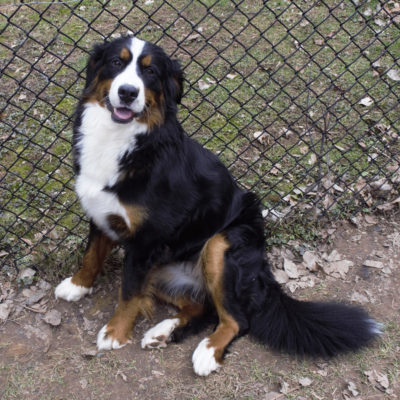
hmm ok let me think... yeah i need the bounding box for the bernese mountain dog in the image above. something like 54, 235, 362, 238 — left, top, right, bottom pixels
55, 35, 381, 376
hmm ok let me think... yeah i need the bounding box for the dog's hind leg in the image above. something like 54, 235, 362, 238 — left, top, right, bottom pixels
55, 222, 115, 302
141, 295, 205, 349
192, 233, 241, 377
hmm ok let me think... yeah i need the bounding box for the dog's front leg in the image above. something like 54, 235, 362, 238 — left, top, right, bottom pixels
96, 288, 154, 351
96, 237, 165, 351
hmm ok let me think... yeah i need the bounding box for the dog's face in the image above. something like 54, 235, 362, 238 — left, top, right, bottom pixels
83, 36, 183, 128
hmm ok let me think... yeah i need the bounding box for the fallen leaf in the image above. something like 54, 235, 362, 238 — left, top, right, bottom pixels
308, 153, 317, 165
280, 381, 290, 394
186, 33, 201, 41
253, 131, 268, 144
264, 392, 281, 400
299, 377, 313, 387
387, 69, 400, 81
358, 96, 373, 106
347, 381, 359, 396
79, 378, 88, 389
0, 303, 11, 321
198, 80, 211, 90
350, 291, 369, 304
365, 370, 390, 390
226, 73, 237, 79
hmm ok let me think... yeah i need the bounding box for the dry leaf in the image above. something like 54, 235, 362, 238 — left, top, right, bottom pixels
226, 73, 237, 79
299, 377, 313, 387
198, 80, 211, 90
350, 291, 369, 304
186, 33, 201, 41
347, 381, 359, 396
253, 131, 268, 144
387, 69, 400, 81
358, 96, 373, 106
280, 381, 290, 394
308, 153, 317, 165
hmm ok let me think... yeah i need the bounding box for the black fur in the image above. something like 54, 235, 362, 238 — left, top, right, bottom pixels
75, 36, 380, 359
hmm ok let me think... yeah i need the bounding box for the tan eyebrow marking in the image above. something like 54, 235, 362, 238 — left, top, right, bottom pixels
120, 47, 130, 61
141, 55, 152, 67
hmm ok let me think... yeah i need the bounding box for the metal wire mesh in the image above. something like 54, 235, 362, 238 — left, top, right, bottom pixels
1, 0, 399, 273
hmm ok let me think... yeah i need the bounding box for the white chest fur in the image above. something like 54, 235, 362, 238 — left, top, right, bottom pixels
75, 103, 147, 240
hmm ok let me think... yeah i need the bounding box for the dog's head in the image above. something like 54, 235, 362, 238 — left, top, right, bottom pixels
83, 36, 183, 128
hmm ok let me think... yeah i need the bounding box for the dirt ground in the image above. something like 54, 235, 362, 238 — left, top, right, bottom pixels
1, 214, 399, 400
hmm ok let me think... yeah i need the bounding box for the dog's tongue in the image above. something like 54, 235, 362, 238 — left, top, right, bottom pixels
114, 107, 134, 121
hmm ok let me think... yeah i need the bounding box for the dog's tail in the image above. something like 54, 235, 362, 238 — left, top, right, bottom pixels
249, 270, 382, 357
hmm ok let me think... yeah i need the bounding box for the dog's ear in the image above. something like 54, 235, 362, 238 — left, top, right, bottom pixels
85, 42, 107, 89
165, 58, 184, 105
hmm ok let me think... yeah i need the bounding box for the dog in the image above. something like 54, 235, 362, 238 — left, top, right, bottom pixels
55, 35, 381, 376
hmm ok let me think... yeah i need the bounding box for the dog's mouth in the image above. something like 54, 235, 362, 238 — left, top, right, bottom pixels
106, 98, 141, 124
112, 107, 136, 123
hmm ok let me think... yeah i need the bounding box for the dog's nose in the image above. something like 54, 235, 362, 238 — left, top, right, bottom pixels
118, 85, 139, 104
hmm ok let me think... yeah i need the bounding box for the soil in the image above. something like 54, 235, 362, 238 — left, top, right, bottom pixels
1, 214, 399, 400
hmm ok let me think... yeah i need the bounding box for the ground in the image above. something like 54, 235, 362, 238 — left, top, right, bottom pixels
1, 214, 399, 400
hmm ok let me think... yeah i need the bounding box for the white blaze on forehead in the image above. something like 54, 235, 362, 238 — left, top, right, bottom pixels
109, 37, 146, 113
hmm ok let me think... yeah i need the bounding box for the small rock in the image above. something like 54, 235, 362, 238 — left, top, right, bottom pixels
363, 260, 384, 269
18, 268, 36, 285
43, 309, 62, 326
273, 269, 289, 284
26, 290, 46, 306
283, 259, 300, 279
82, 348, 98, 358
322, 259, 353, 279
303, 251, 319, 271
21, 288, 34, 298
37, 280, 51, 291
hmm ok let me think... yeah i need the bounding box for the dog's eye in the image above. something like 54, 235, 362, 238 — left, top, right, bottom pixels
145, 67, 154, 75
111, 58, 122, 68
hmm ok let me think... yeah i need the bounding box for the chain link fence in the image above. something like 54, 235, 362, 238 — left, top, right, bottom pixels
1, 0, 399, 274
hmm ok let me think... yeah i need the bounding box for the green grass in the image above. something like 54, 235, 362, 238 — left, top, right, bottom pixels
0, 0, 399, 272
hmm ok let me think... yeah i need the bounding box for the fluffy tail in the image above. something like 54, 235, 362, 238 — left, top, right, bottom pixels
249, 279, 382, 357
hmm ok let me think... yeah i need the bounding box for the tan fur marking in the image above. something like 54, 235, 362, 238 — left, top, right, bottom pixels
141, 54, 152, 67
154, 290, 204, 327
107, 205, 147, 239
103, 290, 154, 345
103, 271, 159, 345
120, 47, 130, 61
138, 89, 165, 130
71, 233, 115, 288
84, 76, 112, 106
201, 234, 239, 363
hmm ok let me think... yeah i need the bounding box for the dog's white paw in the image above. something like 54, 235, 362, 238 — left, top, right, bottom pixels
192, 338, 220, 376
55, 277, 92, 302
141, 318, 180, 349
96, 325, 129, 351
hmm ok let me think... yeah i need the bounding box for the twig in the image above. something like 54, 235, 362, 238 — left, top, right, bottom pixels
23, 305, 46, 314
